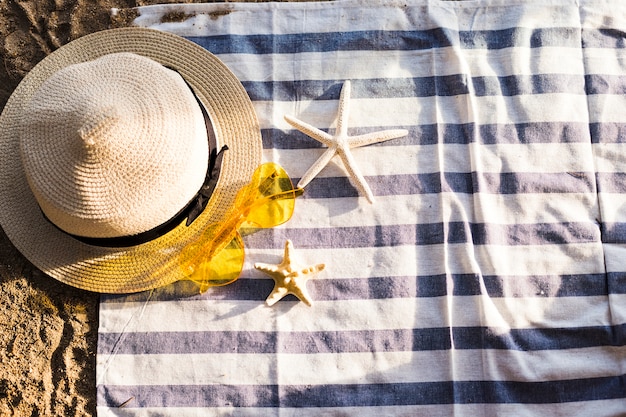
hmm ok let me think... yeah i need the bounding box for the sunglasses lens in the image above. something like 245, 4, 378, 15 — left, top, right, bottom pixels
179, 226, 245, 291
244, 163, 297, 228
178, 162, 299, 292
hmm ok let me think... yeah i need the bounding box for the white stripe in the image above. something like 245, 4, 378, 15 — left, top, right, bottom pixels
439, 193, 598, 226
275, 192, 597, 230
598, 193, 626, 223
268, 143, 596, 179
245, 245, 421, 280
216, 47, 586, 82
456, 46, 585, 78
98, 353, 276, 386
99, 298, 269, 334
476, 295, 616, 331
268, 192, 598, 230
97, 346, 623, 387
593, 143, 626, 172
98, 293, 617, 334
588, 94, 626, 122
284, 295, 616, 332
97, 407, 276, 417
274, 194, 443, 229
277, 347, 624, 385
256, 94, 590, 130
291, 400, 626, 417
135, 0, 583, 36
96, 399, 626, 417
246, 241, 604, 281
472, 242, 604, 276
136, 1, 429, 36
99, 298, 426, 333
286, 346, 623, 384
266, 145, 420, 179
97, 407, 269, 417
581, 2, 626, 30
464, 143, 594, 173
608, 292, 626, 325
584, 47, 626, 75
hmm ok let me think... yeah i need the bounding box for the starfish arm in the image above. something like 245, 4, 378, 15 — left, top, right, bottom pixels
254, 262, 281, 274
297, 146, 338, 189
336, 81, 352, 138
301, 264, 326, 275
288, 285, 313, 307
284, 115, 334, 147
282, 240, 295, 264
337, 147, 375, 204
266, 286, 289, 306
347, 129, 409, 148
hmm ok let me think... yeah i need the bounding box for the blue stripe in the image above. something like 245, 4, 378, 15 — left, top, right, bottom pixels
188, 30, 456, 55
281, 377, 625, 407
98, 383, 277, 408
97, 328, 445, 355
241, 222, 599, 250
243, 74, 583, 101
97, 324, 626, 355
441, 171, 595, 194
583, 28, 626, 49
101, 272, 621, 305
460, 27, 580, 50
471, 74, 584, 96
98, 375, 625, 408
294, 171, 595, 199
590, 122, 626, 144
188, 27, 580, 55
597, 173, 626, 193
585, 74, 626, 95
263, 122, 591, 149
601, 222, 626, 244
271, 122, 605, 148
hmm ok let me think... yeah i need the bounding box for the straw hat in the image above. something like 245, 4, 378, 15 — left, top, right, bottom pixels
0, 28, 262, 293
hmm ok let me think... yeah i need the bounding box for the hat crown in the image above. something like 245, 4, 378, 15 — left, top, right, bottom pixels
19, 53, 209, 239
78, 105, 119, 147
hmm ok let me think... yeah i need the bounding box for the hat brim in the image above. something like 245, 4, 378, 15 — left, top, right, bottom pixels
0, 28, 262, 293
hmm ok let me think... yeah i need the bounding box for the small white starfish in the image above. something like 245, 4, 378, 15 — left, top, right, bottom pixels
254, 240, 325, 307
285, 80, 408, 203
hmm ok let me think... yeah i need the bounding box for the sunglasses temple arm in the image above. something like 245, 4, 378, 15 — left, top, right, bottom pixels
248, 187, 304, 211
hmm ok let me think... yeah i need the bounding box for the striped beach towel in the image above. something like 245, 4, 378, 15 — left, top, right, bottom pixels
97, 1, 626, 415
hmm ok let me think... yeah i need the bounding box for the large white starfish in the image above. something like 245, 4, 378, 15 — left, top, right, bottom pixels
285, 80, 408, 203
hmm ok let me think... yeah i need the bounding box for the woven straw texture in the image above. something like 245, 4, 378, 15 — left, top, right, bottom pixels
0, 28, 262, 293
21, 52, 209, 238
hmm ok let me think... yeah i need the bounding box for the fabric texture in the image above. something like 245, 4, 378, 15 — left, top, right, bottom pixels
97, 1, 626, 415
